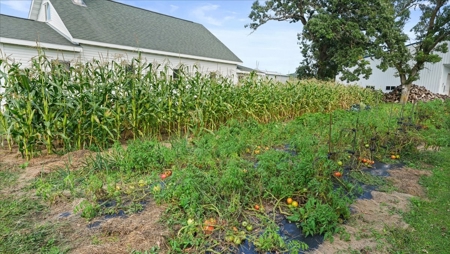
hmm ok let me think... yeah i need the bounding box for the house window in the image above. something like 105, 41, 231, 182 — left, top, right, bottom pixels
173, 69, 180, 80
51, 60, 70, 71
125, 64, 134, 74
385, 86, 396, 91
44, 3, 51, 21
366, 86, 375, 90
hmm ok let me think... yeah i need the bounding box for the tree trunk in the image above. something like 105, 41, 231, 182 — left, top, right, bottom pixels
399, 74, 410, 104
399, 84, 411, 104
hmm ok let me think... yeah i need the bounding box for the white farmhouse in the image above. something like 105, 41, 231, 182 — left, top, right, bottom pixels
0, 0, 242, 82
338, 42, 450, 95
236, 65, 290, 83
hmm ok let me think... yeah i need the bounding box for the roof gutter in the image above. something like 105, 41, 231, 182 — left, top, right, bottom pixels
74, 39, 242, 65
0, 37, 83, 52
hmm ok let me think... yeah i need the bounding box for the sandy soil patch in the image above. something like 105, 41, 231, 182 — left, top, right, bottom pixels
311, 167, 430, 253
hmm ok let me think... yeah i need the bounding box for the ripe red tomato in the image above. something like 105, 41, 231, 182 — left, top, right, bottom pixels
203, 225, 214, 234
334, 171, 342, 177
160, 173, 167, 180
254, 204, 260, 210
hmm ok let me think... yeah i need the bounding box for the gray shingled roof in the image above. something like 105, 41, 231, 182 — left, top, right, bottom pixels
51, 0, 242, 63
237, 65, 264, 74
0, 14, 77, 47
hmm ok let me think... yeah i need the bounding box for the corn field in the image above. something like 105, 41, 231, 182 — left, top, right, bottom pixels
0, 53, 382, 159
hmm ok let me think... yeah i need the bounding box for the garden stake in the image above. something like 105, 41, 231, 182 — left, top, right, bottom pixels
352, 108, 361, 160
409, 102, 417, 128
383, 103, 395, 155
328, 112, 333, 159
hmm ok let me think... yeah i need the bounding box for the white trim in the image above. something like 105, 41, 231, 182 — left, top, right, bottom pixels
46, 23, 77, 44
28, 0, 43, 20
74, 38, 242, 65
0, 37, 82, 52
28, 0, 36, 19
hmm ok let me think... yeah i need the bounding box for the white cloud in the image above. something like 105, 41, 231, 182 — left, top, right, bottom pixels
1, 0, 30, 13
191, 4, 234, 26
169, 4, 179, 13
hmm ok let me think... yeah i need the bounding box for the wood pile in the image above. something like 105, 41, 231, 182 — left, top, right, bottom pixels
383, 84, 449, 103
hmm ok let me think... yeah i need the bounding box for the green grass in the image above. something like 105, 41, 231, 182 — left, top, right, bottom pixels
0, 166, 19, 191
0, 165, 66, 254
387, 147, 450, 253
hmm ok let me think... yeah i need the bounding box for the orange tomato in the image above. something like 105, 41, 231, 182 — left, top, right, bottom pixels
287, 198, 293, 204
254, 204, 260, 210
334, 171, 342, 177
203, 225, 214, 234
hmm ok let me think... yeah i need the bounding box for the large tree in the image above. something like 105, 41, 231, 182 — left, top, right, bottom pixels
374, 0, 450, 103
246, 0, 392, 81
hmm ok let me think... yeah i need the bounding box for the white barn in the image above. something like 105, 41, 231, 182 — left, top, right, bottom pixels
338, 43, 450, 95
0, 0, 242, 83
236, 65, 290, 83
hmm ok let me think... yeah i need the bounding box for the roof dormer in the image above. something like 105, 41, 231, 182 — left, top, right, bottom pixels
72, 0, 86, 7
28, 0, 44, 20
28, 0, 78, 45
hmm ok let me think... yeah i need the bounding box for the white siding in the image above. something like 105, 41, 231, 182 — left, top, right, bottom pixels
79, 44, 238, 83
338, 42, 450, 95
0, 43, 239, 83
444, 66, 450, 96
266, 74, 289, 83
0, 43, 79, 68
0, 43, 80, 109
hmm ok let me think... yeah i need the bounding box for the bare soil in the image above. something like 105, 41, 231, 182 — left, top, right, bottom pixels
0, 146, 170, 253
0, 145, 430, 254
311, 167, 431, 253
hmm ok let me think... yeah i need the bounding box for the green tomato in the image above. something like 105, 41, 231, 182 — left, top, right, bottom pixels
152, 185, 161, 192
225, 235, 234, 242
233, 237, 242, 245
241, 221, 248, 227
246, 225, 253, 231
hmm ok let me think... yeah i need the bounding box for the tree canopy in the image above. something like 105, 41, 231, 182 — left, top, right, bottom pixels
374, 0, 450, 103
247, 0, 450, 103
247, 0, 392, 81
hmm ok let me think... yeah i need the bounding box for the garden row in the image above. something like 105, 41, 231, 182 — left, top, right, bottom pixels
0, 54, 380, 159
30, 99, 450, 253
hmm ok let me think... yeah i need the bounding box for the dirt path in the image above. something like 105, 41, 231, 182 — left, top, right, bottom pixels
0, 146, 169, 253
311, 168, 431, 253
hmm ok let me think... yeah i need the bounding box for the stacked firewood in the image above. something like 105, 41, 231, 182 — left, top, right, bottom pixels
383, 84, 449, 103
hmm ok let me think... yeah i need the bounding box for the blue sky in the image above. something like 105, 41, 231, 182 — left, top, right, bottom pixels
0, 0, 419, 75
